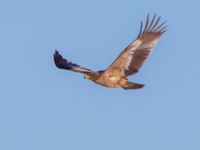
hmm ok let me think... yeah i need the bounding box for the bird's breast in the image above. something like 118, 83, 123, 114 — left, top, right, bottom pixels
93, 74, 122, 88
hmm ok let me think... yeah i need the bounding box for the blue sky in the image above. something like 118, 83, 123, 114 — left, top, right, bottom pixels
0, 0, 200, 150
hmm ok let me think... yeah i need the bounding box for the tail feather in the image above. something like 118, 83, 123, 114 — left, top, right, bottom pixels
122, 82, 144, 90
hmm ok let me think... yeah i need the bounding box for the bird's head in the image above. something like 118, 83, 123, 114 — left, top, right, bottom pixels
84, 72, 101, 81
84, 74, 92, 80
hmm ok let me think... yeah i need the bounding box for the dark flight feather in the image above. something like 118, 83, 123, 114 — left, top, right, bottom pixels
54, 50, 94, 74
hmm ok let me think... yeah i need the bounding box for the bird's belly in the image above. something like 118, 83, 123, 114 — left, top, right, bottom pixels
94, 75, 121, 88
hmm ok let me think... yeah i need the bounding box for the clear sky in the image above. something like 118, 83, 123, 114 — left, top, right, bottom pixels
0, 0, 200, 150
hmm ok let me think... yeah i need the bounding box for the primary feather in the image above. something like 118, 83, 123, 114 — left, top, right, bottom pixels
54, 50, 94, 74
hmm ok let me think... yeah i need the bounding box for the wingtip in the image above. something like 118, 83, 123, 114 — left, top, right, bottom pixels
53, 49, 68, 69
55, 49, 59, 54
147, 13, 150, 18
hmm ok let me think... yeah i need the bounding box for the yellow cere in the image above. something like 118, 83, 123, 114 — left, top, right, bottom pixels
84, 74, 90, 79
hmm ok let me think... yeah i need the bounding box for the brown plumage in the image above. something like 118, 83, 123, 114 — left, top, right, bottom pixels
54, 14, 167, 90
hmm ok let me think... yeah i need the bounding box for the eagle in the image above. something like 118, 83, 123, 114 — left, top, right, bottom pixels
54, 14, 167, 90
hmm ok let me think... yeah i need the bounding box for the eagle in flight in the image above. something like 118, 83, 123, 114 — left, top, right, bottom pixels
54, 14, 167, 90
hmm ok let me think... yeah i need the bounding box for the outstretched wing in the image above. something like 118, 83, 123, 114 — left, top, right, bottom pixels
54, 50, 95, 74
105, 14, 167, 77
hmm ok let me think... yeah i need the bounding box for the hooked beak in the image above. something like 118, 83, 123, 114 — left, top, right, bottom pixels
84, 74, 90, 79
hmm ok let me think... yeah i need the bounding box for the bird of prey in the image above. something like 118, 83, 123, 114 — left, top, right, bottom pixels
54, 14, 167, 90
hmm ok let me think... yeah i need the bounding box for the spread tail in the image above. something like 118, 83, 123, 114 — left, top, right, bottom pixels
122, 82, 144, 90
